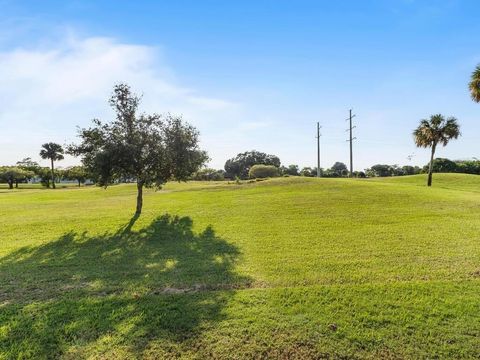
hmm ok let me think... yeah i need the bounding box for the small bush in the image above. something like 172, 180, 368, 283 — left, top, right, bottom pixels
249, 165, 279, 179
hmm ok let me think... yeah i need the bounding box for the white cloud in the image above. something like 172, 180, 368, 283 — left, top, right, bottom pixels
0, 35, 240, 167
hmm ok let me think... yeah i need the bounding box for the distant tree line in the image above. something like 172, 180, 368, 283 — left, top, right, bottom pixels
425, 158, 480, 175
0, 158, 92, 189
364, 164, 422, 177
221, 151, 360, 180
189, 149, 479, 181
191, 168, 226, 181
4, 151, 479, 190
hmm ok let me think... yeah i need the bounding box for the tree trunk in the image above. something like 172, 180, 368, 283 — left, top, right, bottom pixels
136, 181, 144, 215
78, 179, 81, 187
15, 180, 18, 188
8, 180, 13, 189
427, 143, 436, 187
50, 158, 56, 189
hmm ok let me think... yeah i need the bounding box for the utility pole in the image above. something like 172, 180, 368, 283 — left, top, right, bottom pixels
316, 122, 322, 177
346, 109, 356, 177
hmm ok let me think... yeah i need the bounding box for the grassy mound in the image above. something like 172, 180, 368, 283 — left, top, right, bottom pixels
1, 175, 479, 358
370, 172, 480, 193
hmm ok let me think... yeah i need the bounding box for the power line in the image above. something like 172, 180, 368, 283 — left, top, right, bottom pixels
345, 109, 356, 177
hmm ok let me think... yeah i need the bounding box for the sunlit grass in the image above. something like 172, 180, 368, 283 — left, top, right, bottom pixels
1, 174, 479, 358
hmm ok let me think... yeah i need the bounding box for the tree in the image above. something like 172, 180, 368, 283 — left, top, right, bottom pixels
69, 83, 208, 215
224, 150, 280, 179
16, 158, 40, 175
64, 166, 89, 186
300, 167, 315, 177
368, 164, 393, 177
401, 165, 421, 176
389, 165, 404, 176
15, 158, 40, 183
330, 162, 348, 177
469, 64, 480, 102
284, 164, 299, 176
279, 165, 299, 176
353, 171, 366, 178
431, 158, 458, 173
16, 159, 53, 186
37, 167, 54, 188
0, 167, 34, 189
413, 114, 460, 186
39, 142, 64, 189
454, 159, 480, 175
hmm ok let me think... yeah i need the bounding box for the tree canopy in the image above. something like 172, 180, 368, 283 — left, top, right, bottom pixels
0, 167, 34, 189
64, 166, 89, 186
16, 158, 40, 173
469, 64, 480, 102
280, 164, 299, 176
224, 150, 280, 179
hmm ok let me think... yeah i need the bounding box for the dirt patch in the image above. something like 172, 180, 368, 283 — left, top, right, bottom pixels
0, 300, 11, 308
471, 270, 480, 277
156, 286, 201, 295
152, 282, 256, 295
60, 282, 90, 291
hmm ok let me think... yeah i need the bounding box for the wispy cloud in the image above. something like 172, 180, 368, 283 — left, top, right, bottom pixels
0, 34, 239, 166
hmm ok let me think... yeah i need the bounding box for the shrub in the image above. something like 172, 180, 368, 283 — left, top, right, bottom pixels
280, 164, 299, 176
431, 158, 458, 173
402, 165, 421, 175
367, 164, 393, 177
300, 167, 315, 177
248, 165, 279, 179
353, 171, 366, 178
420, 158, 480, 175
192, 168, 225, 181
317, 162, 349, 177
455, 160, 480, 175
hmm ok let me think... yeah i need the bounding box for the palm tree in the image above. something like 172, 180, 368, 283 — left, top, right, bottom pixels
469, 64, 480, 102
413, 114, 460, 187
39, 142, 64, 189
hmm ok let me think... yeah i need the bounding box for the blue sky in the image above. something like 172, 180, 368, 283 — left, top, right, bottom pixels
0, 0, 479, 170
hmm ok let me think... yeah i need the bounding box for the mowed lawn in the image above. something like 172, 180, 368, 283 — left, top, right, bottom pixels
1, 174, 480, 359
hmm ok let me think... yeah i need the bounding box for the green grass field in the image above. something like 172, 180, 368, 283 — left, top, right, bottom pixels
1, 174, 480, 359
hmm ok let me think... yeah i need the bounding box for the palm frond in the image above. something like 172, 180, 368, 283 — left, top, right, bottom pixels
469, 64, 480, 103
413, 114, 460, 148
39, 142, 65, 160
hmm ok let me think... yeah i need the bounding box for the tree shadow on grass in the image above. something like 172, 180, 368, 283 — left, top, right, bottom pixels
0, 214, 252, 358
